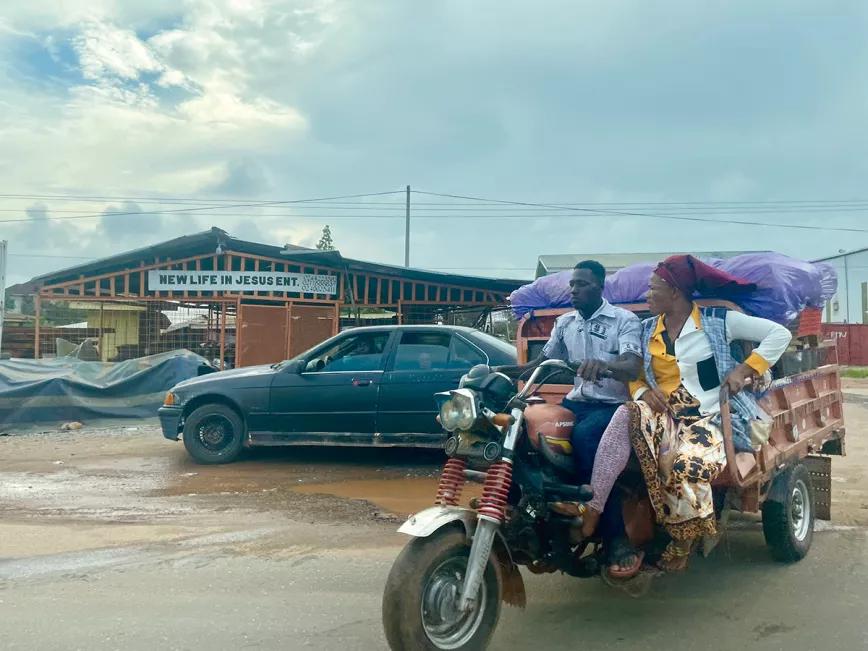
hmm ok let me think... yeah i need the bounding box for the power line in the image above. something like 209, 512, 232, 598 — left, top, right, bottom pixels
7, 190, 868, 206
0, 191, 403, 204
4, 186, 868, 232
412, 190, 868, 233
0, 190, 405, 224
8, 253, 94, 259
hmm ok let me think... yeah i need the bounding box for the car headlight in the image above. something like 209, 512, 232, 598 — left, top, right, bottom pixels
163, 391, 177, 407
437, 389, 478, 431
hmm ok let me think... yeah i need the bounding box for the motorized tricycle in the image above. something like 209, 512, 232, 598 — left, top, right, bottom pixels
381, 301, 845, 651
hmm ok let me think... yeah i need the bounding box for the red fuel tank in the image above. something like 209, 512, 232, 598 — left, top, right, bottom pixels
524, 402, 575, 456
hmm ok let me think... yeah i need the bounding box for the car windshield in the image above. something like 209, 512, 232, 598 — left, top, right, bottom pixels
271, 330, 390, 370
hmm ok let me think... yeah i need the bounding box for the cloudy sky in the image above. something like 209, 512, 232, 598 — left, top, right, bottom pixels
2, 0, 868, 286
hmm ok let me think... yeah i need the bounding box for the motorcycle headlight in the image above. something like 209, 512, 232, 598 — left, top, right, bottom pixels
437, 389, 478, 431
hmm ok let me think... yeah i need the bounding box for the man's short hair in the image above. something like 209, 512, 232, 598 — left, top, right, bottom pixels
574, 260, 606, 287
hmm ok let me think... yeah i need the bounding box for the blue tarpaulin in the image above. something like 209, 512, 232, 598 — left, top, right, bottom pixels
0, 350, 212, 425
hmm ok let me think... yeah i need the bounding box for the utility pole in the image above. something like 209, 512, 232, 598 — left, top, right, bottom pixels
404, 185, 411, 267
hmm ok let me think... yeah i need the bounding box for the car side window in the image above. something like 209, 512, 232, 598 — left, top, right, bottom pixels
393, 332, 451, 370
392, 332, 486, 371
449, 335, 487, 369
309, 332, 390, 372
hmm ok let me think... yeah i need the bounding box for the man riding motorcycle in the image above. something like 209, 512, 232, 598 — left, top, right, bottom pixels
496, 260, 643, 577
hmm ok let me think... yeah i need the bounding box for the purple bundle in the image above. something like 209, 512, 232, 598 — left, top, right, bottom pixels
509, 254, 837, 324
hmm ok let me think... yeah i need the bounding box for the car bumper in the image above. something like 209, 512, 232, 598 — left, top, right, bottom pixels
158, 406, 183, 440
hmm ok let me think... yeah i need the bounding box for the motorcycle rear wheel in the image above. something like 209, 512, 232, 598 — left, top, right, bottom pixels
382, 528, 501, 651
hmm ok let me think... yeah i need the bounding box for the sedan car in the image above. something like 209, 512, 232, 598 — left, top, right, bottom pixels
158, 325, 517, 463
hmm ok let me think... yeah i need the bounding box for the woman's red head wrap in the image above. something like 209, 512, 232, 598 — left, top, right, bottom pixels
655, 255, 756, 297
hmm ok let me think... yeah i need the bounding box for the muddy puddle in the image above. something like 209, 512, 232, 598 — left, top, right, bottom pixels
293, 477, 484, 517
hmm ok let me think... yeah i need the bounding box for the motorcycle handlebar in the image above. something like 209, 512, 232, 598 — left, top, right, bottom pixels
516, 360, 613, 401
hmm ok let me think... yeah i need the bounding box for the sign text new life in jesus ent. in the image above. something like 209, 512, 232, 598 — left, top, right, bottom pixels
147, 270, 338, 295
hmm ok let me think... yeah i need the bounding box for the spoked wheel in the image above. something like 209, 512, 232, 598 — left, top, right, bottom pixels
382, 529, 501, 651
762, 463, 815, 562
198, 415, 233, 449
182, 404, 245, 464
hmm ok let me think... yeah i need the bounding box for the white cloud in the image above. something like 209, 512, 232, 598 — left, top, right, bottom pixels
74, 21, 164, 81
4, 0, 868, 287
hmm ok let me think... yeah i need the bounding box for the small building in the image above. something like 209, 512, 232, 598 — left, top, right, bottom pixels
24, 227, 525, 368
814, 247, 868, 324
535, 251, 760, 278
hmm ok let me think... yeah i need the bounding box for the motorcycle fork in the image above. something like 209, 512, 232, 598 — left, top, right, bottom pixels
458, 516, 500, 612
458, 408, 524, 612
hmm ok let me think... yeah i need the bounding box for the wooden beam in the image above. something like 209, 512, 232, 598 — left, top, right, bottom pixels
34, 295, 41, 358
219, 303, 227, 371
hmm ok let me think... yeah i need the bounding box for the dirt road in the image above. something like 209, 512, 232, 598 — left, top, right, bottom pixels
2, 387, 868, 650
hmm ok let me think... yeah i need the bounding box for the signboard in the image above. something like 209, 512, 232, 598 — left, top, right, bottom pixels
147, 269, 338, 295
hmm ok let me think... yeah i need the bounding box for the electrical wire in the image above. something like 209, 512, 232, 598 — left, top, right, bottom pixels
412, 190, 868, 233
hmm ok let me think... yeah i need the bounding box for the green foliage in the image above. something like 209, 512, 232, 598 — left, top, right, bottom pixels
316, 225, 335, 251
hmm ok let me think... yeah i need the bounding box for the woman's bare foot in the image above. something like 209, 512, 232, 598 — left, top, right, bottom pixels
580, 508, 601, 538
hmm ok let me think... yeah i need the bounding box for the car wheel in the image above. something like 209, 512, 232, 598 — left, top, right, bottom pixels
182, 404, 245, 464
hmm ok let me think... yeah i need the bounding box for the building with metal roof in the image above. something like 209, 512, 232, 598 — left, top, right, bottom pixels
813, 247, 868, 323
535, 251, 762, 278
23, 227, 526, 367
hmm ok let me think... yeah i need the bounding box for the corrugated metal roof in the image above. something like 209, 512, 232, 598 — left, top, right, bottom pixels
536, 250, 763, 277
812, 247, 868, 262
30, 227, 527, 293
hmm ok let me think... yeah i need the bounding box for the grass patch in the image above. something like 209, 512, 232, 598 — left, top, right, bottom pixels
842, 367, 868, 379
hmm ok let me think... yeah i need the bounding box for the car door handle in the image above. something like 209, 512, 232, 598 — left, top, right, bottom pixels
352, 379, 374, 387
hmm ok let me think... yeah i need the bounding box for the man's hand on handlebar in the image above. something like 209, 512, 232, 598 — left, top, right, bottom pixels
577, 359, 611, 384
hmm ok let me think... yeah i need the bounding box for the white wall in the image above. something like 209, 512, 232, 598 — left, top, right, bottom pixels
822, 249, 868, 324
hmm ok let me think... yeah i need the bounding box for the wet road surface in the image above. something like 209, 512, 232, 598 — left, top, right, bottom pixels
2, 389, 868, 650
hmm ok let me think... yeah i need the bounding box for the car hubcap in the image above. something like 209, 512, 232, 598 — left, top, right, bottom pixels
791, 479, 811, 541
197, 415, 233, 451
421, 556, 486, 649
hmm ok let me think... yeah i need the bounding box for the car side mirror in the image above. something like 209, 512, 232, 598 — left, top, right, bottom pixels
304, 358, 325, 373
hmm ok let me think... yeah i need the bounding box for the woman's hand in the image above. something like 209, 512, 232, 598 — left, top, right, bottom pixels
640, 388, 669, 414
724, 363, 757, 395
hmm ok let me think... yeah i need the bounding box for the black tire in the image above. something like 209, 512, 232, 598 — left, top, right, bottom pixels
762, 463, 815, 563
382, 528, 502, 651
182, 404, 245, 464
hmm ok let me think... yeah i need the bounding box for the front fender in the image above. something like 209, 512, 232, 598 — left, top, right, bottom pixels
398, 505, 526, 608
398, 506, 477, 538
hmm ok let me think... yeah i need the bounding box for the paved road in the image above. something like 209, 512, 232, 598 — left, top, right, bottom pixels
2, 394, 868, 650
2, 524, 867, 650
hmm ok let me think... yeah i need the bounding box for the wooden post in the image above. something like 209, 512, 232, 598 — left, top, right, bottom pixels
219, 302, 227, 371
99, 302, 105, 362
34, 295, 42, 358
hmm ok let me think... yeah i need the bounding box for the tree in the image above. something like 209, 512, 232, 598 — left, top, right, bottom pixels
316, 225, 335, 251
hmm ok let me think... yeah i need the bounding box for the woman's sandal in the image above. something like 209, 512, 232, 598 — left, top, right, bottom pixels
657, 540, 694, 572
607, 537, 644, 579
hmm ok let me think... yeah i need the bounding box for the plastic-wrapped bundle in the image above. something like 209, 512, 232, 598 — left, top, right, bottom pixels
509, 270, 573, 319
813, 262, 839, 306
603, 263, 655, 305
712, 254, 827, 324
509, 253, 838, 325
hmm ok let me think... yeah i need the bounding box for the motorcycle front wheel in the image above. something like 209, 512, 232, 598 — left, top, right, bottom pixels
382, 527, 502, 651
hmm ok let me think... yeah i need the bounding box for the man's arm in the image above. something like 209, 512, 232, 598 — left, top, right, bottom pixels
578, 314, 643, 383
578, 352, 641, 383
